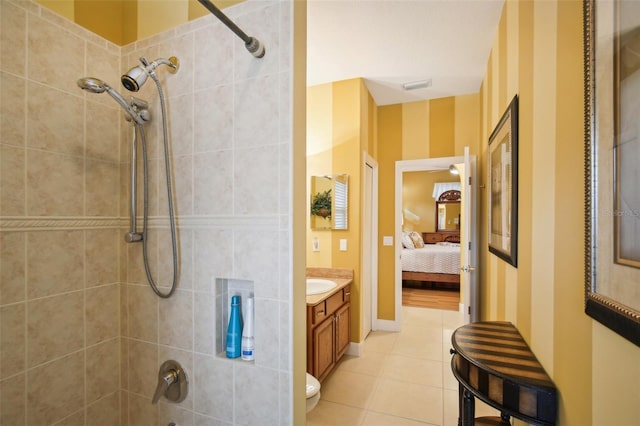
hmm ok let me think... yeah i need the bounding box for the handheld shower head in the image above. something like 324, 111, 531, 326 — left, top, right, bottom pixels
77, 77, 145, 124
121, 56, 179, 92
77, 77, 108, 93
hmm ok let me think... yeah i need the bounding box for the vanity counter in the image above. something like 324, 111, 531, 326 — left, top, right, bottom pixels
305, 278, 352, 305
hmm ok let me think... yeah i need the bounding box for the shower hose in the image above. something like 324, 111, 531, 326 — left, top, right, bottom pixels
136, 73, 178, 298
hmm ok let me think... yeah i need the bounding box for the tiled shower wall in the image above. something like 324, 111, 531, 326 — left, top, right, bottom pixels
0, 0, 295, 424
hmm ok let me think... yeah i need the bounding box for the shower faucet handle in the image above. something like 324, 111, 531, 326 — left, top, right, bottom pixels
152, 360, 188, 404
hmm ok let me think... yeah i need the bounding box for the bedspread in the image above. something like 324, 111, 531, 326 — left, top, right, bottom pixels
401, 243, 461, 275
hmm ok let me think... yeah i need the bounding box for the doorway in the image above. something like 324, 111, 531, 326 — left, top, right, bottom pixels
393, 150, 478, 328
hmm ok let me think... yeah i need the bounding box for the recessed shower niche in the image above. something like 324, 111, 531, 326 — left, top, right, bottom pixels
215, 278, 255, 361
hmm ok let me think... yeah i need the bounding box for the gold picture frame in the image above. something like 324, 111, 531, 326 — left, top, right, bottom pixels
584, 0, 640, 346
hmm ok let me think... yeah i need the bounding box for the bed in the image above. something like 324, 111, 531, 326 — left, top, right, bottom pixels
402, 232, 461, 288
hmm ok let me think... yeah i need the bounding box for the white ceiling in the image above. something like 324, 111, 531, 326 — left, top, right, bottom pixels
307, 0, 505, 106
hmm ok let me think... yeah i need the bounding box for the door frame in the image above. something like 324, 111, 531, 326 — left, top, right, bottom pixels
392, 154, 477, 328
363, 153, 378, 334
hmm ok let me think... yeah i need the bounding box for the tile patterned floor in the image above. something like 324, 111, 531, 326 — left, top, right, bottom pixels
306, 306, 499, 426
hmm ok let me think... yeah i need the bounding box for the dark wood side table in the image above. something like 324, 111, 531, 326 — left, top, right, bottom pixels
450, 322, 558, 426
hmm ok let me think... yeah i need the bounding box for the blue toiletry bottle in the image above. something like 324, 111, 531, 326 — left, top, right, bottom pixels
226, 295, 243, 358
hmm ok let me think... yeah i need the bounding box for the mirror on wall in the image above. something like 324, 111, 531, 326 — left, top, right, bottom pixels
310, 174, 348, 230
435, 190, 461, 232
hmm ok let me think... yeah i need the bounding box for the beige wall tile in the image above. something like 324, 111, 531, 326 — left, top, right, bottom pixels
26, 150, 84, 216
163, 32, 194, 97
194, 291, 215, 355
0, 232, 26, 305
85, 43, 121, 109
193, 354, 233, 421
27, 230, 84, 298
128, 392, 158, 425
234, 74, 279, 147
86, 391, 120, 426
85, 100, 121, 162
27, 292, 84, 368
86, 284, 119, 345
0, 145, 26, 216
234, 145, 279, 215
127, 284, 158, 342
193, 151, 233, 216
53, 409, 84, 426
1, 72, 26, 148
170, 155, 194, 216
27, 291, 84, 368
85, 158, 120, 216
0, 2, 26, 76
127, 339, 157, 398
234, 365, 279, 425
86, 340, 120, 404
0, 303, 26, 379
27, 351, 84, 426
159, 289, 193, 350
85, 229, 119, 288
194, 24, 233, 91
167, 94, 194, 157
193, 85, 233, 153
26, 82, 84, 155
0, 372, 26, 425
127, 241, 146, 284
27, 14, 84, 94
193, 228, 233, 292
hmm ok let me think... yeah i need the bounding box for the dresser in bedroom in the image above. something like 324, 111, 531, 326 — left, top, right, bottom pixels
422, 231, 460, 244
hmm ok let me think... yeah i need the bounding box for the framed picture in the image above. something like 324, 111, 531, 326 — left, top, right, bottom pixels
488, 95, 518, 267
584, 0, 640, 346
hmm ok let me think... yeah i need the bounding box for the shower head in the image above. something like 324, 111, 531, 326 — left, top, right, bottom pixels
77, 77, 108, 94
77, 77, 145, 125
121, 56, 179, 92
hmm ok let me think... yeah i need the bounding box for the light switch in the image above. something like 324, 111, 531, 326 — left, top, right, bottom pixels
312, 237, 320, 252
339, 239, 347, 251
383, 236, 393, 246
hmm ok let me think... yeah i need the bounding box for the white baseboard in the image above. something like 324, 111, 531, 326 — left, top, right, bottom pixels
374, 319, 401, 332
346, 341, 363, 356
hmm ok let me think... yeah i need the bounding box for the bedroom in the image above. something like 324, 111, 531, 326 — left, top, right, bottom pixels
401, 170, 462, 310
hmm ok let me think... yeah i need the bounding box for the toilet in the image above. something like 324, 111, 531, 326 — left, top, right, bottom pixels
305, 373, 321, 412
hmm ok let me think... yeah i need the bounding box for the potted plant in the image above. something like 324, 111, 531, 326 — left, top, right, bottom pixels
310, 189, 332, 219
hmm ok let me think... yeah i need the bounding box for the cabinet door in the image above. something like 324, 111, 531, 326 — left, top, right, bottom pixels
313, 316, 335, 381
335, 303, 350, 360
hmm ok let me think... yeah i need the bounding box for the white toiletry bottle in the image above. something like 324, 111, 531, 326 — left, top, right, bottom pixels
241, 297, 255, 360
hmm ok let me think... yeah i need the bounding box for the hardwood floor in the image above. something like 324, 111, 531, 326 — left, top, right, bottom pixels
402, 281, 459, 311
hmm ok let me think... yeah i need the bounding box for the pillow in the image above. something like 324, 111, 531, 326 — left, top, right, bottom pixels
402, 232, 415, 249
409, 231, 424, 248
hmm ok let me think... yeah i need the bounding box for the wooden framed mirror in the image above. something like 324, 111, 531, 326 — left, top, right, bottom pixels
435, 190, 461, 232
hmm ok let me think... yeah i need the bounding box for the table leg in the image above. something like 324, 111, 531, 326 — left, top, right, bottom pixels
461, 386, 475, 426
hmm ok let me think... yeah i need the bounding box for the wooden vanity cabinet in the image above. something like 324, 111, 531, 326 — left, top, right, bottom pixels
307, 285, 351, 382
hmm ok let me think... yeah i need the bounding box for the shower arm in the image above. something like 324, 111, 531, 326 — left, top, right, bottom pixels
196, 0, 265, 58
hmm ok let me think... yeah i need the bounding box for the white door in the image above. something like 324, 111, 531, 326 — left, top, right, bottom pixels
459, 147, 478, 323
361, 154, 377, 338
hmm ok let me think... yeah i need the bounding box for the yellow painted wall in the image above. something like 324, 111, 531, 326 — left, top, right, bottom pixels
38, 0, 74, 20
377, 104, 402, 319
306, 78, 373, 342
402, 171, 457, 233
376, 95, 480, 320
479, 1, 640, 425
